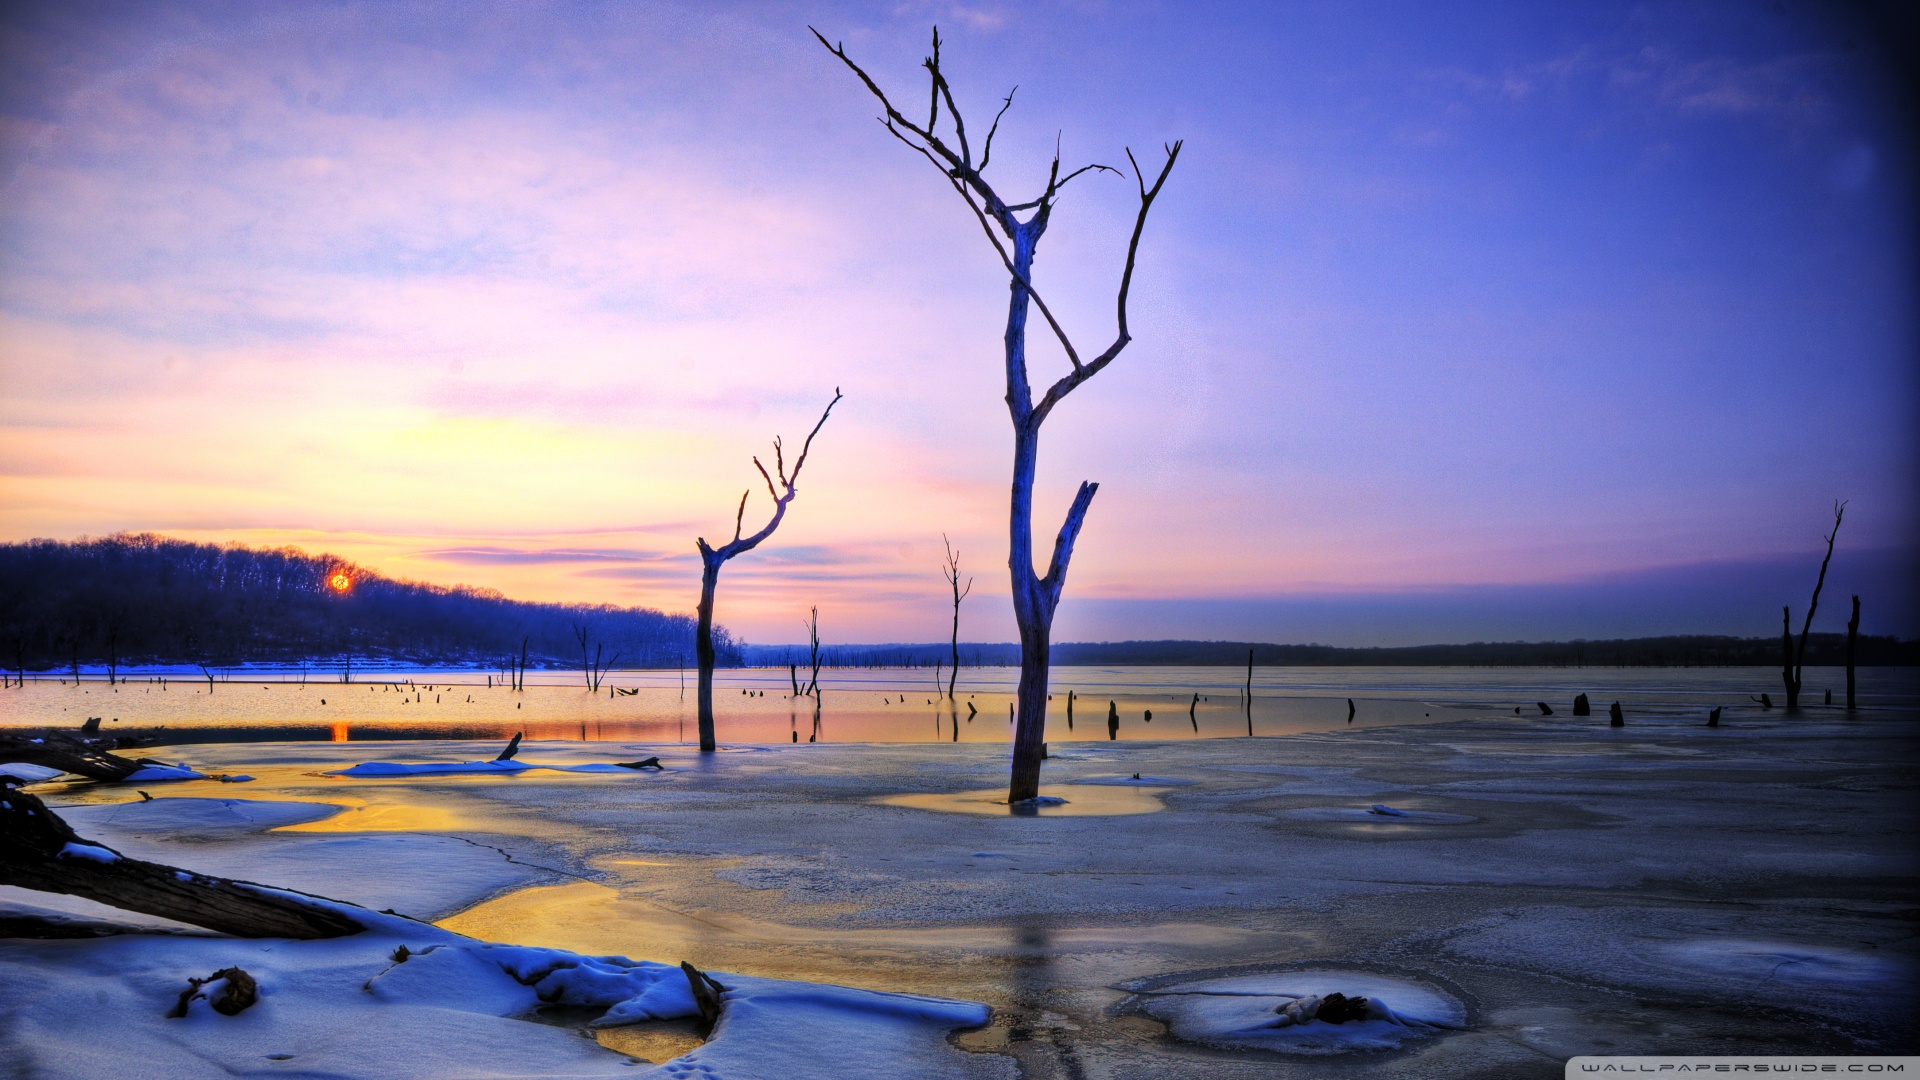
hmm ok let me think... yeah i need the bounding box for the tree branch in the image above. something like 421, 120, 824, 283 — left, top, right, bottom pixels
979, 87, 1016, 172
1030, 140, 1182, 427
753, 457, 779, 503
1040, 481, 1099, 607
708, 390, 844, 565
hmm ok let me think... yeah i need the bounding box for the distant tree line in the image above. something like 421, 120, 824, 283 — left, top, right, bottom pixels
0, 534, 739, 671
742, 635, 1915, 669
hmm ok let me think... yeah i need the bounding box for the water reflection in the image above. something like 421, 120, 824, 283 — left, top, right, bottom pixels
9, 666, 1910, 746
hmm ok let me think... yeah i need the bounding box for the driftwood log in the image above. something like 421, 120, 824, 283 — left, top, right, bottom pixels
0, 782, 366, 939
0, 734, 148, 782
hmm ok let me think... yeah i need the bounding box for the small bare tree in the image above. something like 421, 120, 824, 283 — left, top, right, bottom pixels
819, 28, 1180, 801
802, 605, 823, 697
941, 534, 971, 700
693, 390, 842, 752
572, 622, 619, 692
1781, 501, 1844, 712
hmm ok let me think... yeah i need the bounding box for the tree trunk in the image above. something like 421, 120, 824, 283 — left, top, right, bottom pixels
695, 558, 721, 753
1846, 594, 1859, 710
948, 605, 960, 700
0, 785, 365, 939
1781, 606, 1799, 711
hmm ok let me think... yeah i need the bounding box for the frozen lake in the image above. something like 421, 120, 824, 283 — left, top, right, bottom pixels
5, 664, 1915, 745
5, 701, 1915, 1075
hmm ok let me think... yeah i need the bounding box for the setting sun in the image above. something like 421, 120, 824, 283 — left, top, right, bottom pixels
328, 572, 352, 594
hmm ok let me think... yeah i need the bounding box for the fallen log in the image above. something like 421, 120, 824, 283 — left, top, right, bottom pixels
0, 781, 367, 939
0, 734, 145, 782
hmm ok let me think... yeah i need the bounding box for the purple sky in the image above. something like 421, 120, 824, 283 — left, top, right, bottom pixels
1, 1, 1913, 645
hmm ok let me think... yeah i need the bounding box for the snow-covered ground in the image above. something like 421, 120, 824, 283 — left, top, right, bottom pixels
3, 706, 1916, 1076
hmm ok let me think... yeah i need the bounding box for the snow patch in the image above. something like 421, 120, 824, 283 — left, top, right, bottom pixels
0, 762, 65, 782
123, 763, 206, 782
56, 842, 119, 863
331, 759, 665, 777
1131, 969, 1463, 1055
1661, 939, 1906, 988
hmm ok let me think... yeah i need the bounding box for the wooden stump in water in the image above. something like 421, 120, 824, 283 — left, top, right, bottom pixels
679, 961, 729, 1035
1609, 701, 1624, 727
1572, 693, 1591, 716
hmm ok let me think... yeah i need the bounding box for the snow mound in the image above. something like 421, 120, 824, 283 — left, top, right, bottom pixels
59, 797, 342, 834
371, 942, 698, 1025
0, 922, 994, 1078
1279, 806, 1477, 825
1132, 969, 1463, 1055
123, 763, 206, 782
0, 762, 65, 782
330, 759, 665, 777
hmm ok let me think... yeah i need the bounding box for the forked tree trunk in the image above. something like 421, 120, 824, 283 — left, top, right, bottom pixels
691, 391, 840, 753
817, 27, 1178, 803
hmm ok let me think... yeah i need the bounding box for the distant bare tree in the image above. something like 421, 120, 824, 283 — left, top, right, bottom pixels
1846, 594, 1860, 710
803, 606, 823, 697
941, 535, 972, 700
1782, 501, 1844, 712
819, 29, 1180, 802
572, 622, 619, 692
693, 391, 842, 752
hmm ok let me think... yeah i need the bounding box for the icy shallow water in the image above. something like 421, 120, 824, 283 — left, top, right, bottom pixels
5, 664, 1915, 746
5, 704, 1917, 1076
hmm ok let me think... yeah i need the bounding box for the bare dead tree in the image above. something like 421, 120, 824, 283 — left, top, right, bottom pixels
803, 606, 823, 698
818, 28, 1180, 802
1782, 501, 1844, 711
1846, 594, 1860, 710
941, 534, 972, 700
694, 390, 842, 752
571, 623, 619, 693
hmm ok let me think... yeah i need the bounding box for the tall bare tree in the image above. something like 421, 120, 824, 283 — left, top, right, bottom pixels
819, 28, 1181, 801
1782, 501, 1845, 711
941, 534, 972, 700
694, 391, 842, 752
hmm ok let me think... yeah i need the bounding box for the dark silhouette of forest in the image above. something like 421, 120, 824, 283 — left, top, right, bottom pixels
0, 534, 734, 671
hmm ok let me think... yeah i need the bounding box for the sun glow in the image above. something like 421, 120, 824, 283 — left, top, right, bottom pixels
328, 572, 352, 594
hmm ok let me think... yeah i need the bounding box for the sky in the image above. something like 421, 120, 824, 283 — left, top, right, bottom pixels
1, 1, 1914, 647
